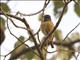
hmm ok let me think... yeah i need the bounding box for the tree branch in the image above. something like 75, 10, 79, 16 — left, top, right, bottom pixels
9, 39, 80, 60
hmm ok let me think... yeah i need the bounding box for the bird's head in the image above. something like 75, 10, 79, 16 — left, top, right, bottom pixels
44, 15, 51, 21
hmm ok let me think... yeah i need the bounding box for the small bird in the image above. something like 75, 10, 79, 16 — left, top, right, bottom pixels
40, 15, 54, 48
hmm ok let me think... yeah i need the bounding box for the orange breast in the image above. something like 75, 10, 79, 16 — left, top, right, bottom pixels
40, 21, 54, 35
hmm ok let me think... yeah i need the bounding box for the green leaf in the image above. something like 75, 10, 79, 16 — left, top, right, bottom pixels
58, 47, 74, 60
18, 36, 25, 42
0, 2, 10, 13
24, 51, 34, 60
0, 17, 5, 45
70, 32, 80, 41
14, 36, 25, 48
0, 17, 5, 30
52, 0, 68, 18
54, 29, 63, 41
38, 13, 44, 21
74, 2, 80, 17
0, 27, 5, 45
0, 17, 5, 25
9, 36, 26, 60
17, 39, 35, 60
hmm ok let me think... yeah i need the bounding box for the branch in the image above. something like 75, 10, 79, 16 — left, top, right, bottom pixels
53, 39, 80, 47
3, 28, 40, 60
1, 14, 43, 59
9, 44, 39, 60
8, 39, 80, 60
1, 11, 40, 60
9, 18, 27, 30
22, 18, 44, 60
13, 0, 50, 16
0, 7, 44, 60
0, 0, 50, 60
63, 22, 80, 42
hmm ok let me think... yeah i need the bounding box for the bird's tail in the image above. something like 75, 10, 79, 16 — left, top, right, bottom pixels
50, 42, 54, 48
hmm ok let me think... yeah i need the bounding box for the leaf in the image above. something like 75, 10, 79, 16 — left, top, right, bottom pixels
18, 36, 25, 42
57, 42, 75, 60
74, 2, 80, 17
52, 0, 68, 18
70, 32, 80, 41
10, 36, 34, 60
23, 51, 34, 60
58, 47, 74, 60
0, 17, 5, 28
14, 36, 25, 48
0, 17, 5, 45
38, 13, 44, 21
9, 36, 26, 60
0, 27, 5, 45
54, 29, 63, 42
0, 2, 10, 13
18, 36, 34, 60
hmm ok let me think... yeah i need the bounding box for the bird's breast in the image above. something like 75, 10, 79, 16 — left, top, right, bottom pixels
40, 21, 54, 35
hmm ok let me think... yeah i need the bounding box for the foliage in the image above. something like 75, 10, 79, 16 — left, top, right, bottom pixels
53, 30, 80, 60
0, 2, 10, 45
9, 36, 26, 60
52, 0, 80, 17
0, 17, 5, 29
52, 0, 68, 17
74, 2, 80, 17
0, 1, 80, 60
0, 17, 5, 45
0, 2, 10, 13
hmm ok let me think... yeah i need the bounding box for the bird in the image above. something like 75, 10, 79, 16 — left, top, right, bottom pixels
40, 15, 54, 48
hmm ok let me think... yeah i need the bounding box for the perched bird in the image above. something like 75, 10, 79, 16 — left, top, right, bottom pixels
40, 15, 54, 48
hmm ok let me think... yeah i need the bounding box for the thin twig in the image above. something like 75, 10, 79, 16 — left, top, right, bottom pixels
3, 27, 40, 60
9, 39, 80, 59
1, 10, 40, 60
7, 18, 26, 45
76, 46, 80, 60
9, 18, 27, 30
9, 43, 39, 60
73, 54, 78, 60
0, 0, 50, 17
22, 18, 44, 60
8, 29, 40, 60
44, 48, 58, 53
74, 0, 80, 6
14, 0, 50, 16
6, 14, 28, 47
37, 29, 41, 44
62, 22, 80, 42
5, 39, 80, 60
0, 0, 51, 59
